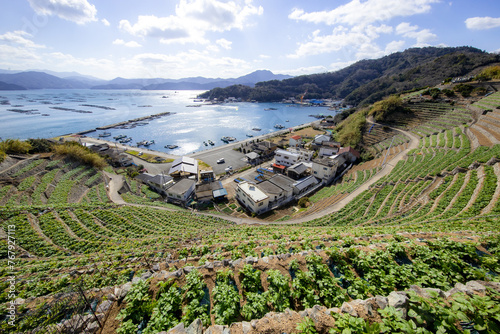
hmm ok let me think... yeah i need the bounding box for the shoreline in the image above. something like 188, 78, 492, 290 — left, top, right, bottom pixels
70, 119, 322, 163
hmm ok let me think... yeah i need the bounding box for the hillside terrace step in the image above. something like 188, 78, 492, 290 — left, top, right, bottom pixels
475, 122, 500, 143
468, 125, 492, 147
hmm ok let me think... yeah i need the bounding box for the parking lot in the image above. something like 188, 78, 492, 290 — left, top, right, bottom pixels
189, 142, 248, 175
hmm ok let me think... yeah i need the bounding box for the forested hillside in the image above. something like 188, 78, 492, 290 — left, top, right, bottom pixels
200, 46, 499, 105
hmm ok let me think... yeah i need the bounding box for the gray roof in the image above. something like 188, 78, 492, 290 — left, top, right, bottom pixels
135, 172, 155, 183
135, 173, 173, 187
293, 175, 319, 191
168, 178, 196, 195
313, 157, 341, 167
288, 162, 308, 174
268, 174, 295, 192
245, 152, 260, 159
257, 180, 283, 195
149, 174, 173, 186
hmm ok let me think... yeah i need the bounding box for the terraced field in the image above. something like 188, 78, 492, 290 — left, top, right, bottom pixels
1, 94, 500, 334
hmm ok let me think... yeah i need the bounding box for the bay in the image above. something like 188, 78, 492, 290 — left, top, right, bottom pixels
0, 89, 338, 155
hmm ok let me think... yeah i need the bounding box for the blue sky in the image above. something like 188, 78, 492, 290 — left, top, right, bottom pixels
0, 0, 499, 80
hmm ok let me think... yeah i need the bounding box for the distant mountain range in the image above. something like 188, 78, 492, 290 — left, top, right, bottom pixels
0, 69, 292, 91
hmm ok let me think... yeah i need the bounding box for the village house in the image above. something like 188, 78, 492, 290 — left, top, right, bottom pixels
169, 156, 198, 179
287, 162, 311, 180
274, 148, 313, 167
236, 181, 269, 215
289, 135, 302, 147
165, 178, 196, 205
312, 155, 347, 185
314, 134, 331, 145
135, 173, 174, 196
338, 147, 361, 162
292, 175, 321, 198
195, 181, 227, 203
318, 141, 341, 158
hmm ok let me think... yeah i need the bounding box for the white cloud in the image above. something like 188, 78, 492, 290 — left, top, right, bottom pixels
287, 24, 392, 59
216, 38, 232, 50
465, 17, 500, 30
101, 18, 110, 26
112, 39, 142, 48
289, 0, 439, 27
119, 0, 263, 45
0, 31, 45, 49
384, 40, 406, 54
278, 65, 329, 76
396, 22, 437, 46
27, 0, 97, 24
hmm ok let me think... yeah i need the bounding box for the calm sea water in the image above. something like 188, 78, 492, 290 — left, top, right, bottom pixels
0, 89, 337, 155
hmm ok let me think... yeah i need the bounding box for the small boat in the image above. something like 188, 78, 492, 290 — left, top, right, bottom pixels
286, 120, 289, 122
246, 134, 253, 137
99, 132, 111, 137
120, 137, 132, 143
136, 140, 146, 146
252, 128, 261, 131
114, 134, 127, 140
165, 145, 178, 149
208, 140, 214, 146
144, 140, 155, 146
41, 114, 50, 116
264, 107, 277, 111
274, 124, 285, 129
204, 141, 208, 146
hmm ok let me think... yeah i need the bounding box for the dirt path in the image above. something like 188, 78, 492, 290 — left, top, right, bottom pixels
103, 171, 126, 205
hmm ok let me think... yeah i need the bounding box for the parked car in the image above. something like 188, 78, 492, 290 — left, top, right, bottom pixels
225, 166, 233, 172
217, 158, 225, 164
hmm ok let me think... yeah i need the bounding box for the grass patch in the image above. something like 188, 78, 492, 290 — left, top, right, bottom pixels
126, 150, 174, 164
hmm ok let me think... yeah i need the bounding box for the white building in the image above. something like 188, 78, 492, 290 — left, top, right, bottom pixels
289, 135, 302, 147
312, 155, 346, 185
236, 174, 297, 215
236, 181, 269, 215
274, 148, 313, 167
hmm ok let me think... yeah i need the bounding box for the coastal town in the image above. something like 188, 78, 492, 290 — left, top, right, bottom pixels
74, 114, 360, 217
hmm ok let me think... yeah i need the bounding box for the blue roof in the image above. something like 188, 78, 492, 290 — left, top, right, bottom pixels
213, 188, 228, 198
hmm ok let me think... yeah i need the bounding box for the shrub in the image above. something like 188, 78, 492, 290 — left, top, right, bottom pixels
0, 139, 32, 154
335, 109, 368, 147
476, 65, 500, 81
454, 84, 473, 97
298, 197, 309, 208
27, 138, 53, 153
369, 95, 409, 121
52, 142, 107, 169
